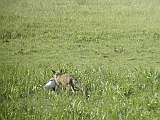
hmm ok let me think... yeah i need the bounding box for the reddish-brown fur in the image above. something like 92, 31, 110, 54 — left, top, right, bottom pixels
52, 70, 89, 98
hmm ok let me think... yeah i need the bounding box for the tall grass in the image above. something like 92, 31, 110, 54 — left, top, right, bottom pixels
0, 0, 160, 119
0, 64, 159, 120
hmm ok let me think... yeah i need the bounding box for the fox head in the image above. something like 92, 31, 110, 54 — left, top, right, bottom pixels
52, 69, 62, 78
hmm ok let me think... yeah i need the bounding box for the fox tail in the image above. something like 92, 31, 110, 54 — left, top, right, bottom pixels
74, 82, 89, 98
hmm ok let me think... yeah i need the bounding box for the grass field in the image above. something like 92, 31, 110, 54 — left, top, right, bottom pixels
0, 0, 160, 119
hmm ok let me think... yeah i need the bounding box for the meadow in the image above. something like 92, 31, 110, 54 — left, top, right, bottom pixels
0, 0, 160, 119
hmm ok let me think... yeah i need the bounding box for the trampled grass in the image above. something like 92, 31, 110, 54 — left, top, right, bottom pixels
0, 0, 160, 119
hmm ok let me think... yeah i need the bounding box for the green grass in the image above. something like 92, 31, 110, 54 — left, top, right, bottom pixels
0, 0, 160, 119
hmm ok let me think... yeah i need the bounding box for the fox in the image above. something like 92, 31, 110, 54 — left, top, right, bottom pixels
52, 69, 89, 98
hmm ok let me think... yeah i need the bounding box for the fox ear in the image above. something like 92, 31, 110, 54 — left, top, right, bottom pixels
52, 70, 56, 74
60, 69, 62, 73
